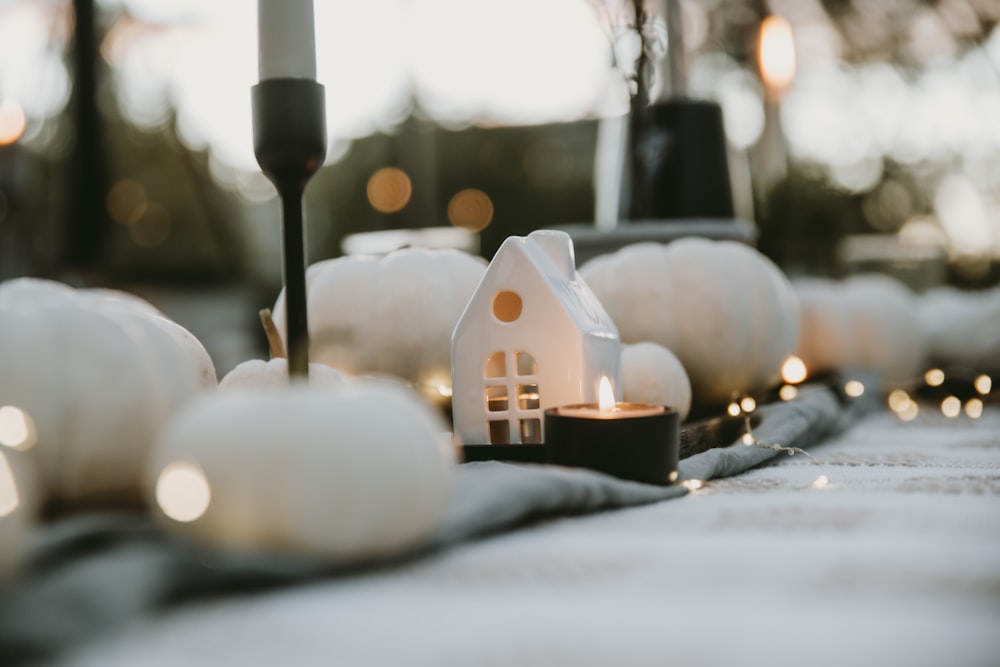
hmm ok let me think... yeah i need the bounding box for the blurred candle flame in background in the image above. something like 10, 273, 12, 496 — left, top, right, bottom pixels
758, 15, 796, 96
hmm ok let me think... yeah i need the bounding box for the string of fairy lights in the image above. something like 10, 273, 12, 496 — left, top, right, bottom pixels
672, 355, 997, 495
723, 354, 994, 424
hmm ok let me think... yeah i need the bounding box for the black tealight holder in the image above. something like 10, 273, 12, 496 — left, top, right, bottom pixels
543, 406, 679, 486
252, 78, 327, 377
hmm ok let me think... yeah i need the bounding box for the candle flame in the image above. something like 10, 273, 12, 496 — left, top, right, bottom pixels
598, 376, 615, 412
759, 15, 795, 94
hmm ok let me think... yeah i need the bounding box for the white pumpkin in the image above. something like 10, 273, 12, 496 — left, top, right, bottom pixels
918, 285, 1000, 370
793, 277, 858, 376
219, 359, 344, 390
794, 274, 927, 387
219, 310, 346, 390
842, 274, 926, 386
620, 342, 692, 422
147, 380, 454, 562
271, 248, 486, 385
581, 238, 799, 405
0, 449, 38, 578
0, 278, 217, 503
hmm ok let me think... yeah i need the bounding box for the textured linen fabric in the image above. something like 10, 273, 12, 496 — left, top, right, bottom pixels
0, 385, 874, 664
44, 407, 999, 667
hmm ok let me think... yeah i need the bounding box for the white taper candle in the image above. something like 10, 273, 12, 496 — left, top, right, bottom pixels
258, 0, 317, 81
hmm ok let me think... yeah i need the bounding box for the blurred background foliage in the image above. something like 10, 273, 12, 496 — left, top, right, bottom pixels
1, 0, 999, 299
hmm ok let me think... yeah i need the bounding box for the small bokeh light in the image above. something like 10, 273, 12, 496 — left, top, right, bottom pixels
155, 460, 211, 523
964, 398, 983, 419
940, 396, 962, 419
0, 405, 36, 451
810, 474, 829, 489
844, 380, 865, 398
779, 384, 799, 401
888, 389, 911, 413
447, 188, 494, 232
0, 100, 26, 145
107, 179, 148, 225
924, 368, 945, 387
781, 355, 808, 384
366, 167, 412, 214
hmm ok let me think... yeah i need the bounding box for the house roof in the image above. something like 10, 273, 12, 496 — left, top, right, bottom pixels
485, 230, 619, 340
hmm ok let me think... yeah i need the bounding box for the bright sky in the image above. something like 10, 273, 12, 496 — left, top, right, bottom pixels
0, 0, 998, 258
95, 0, 625, 171
2, 1, 999, 175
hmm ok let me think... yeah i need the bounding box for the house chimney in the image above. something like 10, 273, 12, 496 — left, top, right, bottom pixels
528, 230, 576, 280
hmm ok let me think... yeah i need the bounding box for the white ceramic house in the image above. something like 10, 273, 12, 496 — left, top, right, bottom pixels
452, 230, 621, 445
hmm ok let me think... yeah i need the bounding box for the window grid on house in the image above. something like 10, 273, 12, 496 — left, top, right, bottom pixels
484, 350, 541, 445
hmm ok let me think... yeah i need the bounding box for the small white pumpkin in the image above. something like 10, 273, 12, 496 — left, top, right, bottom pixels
271, 248, 486, 385
581, 238, 799, 405
0, 278, 217, 503
147, 380, 454, 562
219, 310, 345, 390
620, 342, 692, 422
0, 449, 40, 578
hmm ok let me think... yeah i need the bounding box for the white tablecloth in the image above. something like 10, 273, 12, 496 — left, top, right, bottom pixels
59, 410, 1000, 667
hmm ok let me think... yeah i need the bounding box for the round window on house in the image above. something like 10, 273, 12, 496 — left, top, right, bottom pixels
492, 290, 522, 323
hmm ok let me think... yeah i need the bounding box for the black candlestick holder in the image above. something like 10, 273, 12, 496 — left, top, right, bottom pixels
252, 78, 326, 377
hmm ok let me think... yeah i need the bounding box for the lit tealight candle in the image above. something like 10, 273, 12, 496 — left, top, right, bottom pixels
545, 377, 678, 486
554, 376, 665, 419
